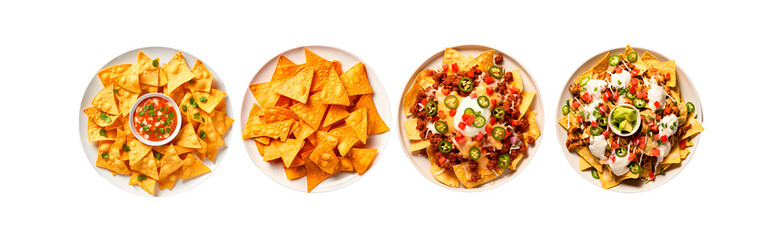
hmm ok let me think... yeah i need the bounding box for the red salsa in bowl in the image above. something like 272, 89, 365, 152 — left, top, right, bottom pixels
129, 93, 181, 145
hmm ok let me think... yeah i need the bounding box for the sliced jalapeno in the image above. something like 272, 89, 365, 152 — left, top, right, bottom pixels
498, 153, 511, 169
473, 115, 486, 128
444, 95, 459, 109
615, 146, 628, 157
578, 76, 590, 86
492, 106, 505, 119
438, 140, 453, 153
464, 108, 475, 116
590, 126, 603, 136
469, 147, 481, 160
609, 55, 621, 66
591, 168, 600, 179
425, 100, 437, 116
562, 105, 570, 115
488, 65, 504, 79
434, 121, 448, 134
597, 117, 608, 127
626, 91, 635, 100
634, 98, 647, 109
477, 96, 490, 108
627, 51, 638, 63
458, 77, 474, 92
492, 126, 505, 140
686, 102, 695, 114
629, 161, 641, 174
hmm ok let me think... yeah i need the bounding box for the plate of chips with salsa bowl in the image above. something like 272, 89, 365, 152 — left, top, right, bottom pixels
241, 46, 391, 193
399, 45, 543, 191
79, 47, 233, 196
556, 45, 704, 192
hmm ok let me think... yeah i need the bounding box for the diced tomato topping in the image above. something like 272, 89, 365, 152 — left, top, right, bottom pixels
650, 124, 658, 132
599, 104, 609, 113
612, 91, 619, 100
466, 115, 474, 124
632, 68, 640, 76
628, 152, 637, 162
437, 110, 444, 116
511, 119, 519, 126
510, 86, 520, 94
664, 107, 671, 115
438, 156, 446, 164
636, 90, 646, 99
581, 92, 592, 102
442, 64, 449, 72
612, 141, 619, 149
602, 91, 609, 101
652, 148, 661, 156
467, 70, 475, 78
665, 72, 671, 79
491, 99, 498, 108
455, 131, 463, 138
470, 93, 477, 99
420, 99, 427, 107
602, 130, 609, 137
504, 128, 511, 139
449, 109, 456, 117
649, 171, 656, 179
575, 115, 583, 123
654, 101, 661, 108
486, 87, 493, 95
474, 132, 484, 141
455, 136, 466, 144
432, 116, 439, 122
680, 140, 687, 149
571, 100, 580, 108
485, 76, 494, 85
661, 135, 668, 142
461, 114, 470, 122
629, 85, 636, 94
614, 66, 623, 74
451, 63, 459, 72
441, 88, 450, 95
656, 114, 662, 121
489, 117, 495, 125
481, 148, 487, 155
458, 122, 466, 130
591, 121, 597, 127
611, 155, 616, 163
485, 125, 492, 133
630, 78, 638, 86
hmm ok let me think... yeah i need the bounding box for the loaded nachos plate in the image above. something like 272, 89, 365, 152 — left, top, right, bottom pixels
400, 46, 542, 191
556, 46, 703, 191
79, 47, 232, 196
242, 46, 390, 193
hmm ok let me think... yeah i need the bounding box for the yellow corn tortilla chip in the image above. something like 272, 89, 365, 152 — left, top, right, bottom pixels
187, 59, 213, 92
83, 107, 120, 129
467, 50, 495, 72
159, 145, 183, 180
117, 55, 142, 93
129, 171, 157, 194
250, 81, 282, 108
304, 48, 334, 92
402, 70, 432, 116
328, 126, 360, 156
280, 139, 305, 168
173, 122, 202, 149
274, 66, 314, 104
402, 118, 421, 140
305, 157, 332, 193
96, 147, 130, 175
323, 105, 350, 127
284, 165, 307, 180
157, 62, 168, 87
573, 52, 610, 85
517, 91, 535, 118
98, 64, 131, 87
681, 117, 703, 140
345, 107, 368, 144
130, 152, 160, 181
600, 165, 640, 189
262, 106, 298, 124
351, 94, 388, 135
522, 111, 540, 140
339, 62, 373, 96
452, 158, 498, 189
197, 119, 224, 161
87, 119, 116, 142
242, 104, 263, 139
290, 94, 327, 129
91, 84, 120, 115
127, 138, 151, 166
430, 164, 459, 188
346, 148, 376, 176
271, 55, 297, 81
179, 153, 211, 180
309, 131, 340, 174
254, 119, 295, 140
158, 169, 179, 191
578, 157, 593, 171
190, 88, 225, 114
115, 87, 139, 117
108, 128, 127, 159
443, 48, 469, 72
331, 60, 343, 76
135, 52, 159, 86
163, 52, 196, 94
318, 68, 351, 106
409, 139, 431, 152
575, 146, 603, 173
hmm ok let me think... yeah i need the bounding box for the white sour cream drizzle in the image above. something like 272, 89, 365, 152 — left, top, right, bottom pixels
453, 97, 490, 137
609, 71, 631, 89
608, 142, 632, 175
589, 135, 608, 161
584, 79, 607, 100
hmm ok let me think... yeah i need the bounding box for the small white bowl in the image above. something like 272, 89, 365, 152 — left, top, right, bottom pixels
128, 93, 182, 146
608, 103, 641, 137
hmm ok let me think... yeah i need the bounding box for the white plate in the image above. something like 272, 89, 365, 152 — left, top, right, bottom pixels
556, 47, 703, 192
79, 46, 233, 197
242, 46, 391, 193
398, 45, 545, 192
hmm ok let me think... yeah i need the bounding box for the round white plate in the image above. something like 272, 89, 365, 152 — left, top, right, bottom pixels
398, 45, 545, 192
242, 45, 391, 193
79, 46, 233, 197
556, 47, 703, 192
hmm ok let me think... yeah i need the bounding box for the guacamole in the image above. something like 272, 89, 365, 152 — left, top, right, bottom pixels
611, 105, 637, 134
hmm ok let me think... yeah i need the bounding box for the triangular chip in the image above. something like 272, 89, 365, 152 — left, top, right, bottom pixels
328, 126, 360, 156
305, 157, 332, 193
95, 148, 130, 175
130, 152, 160, 180
127, 138, 151, 166
318, 68, 351, 105
402, 118, 422, 140
290, 94, 327, 129
345, 107, 368, 144
250, 81, 283, 108
304, 48, 334, 92
159, 145, 184, 179
173, 122, 202, 149
346, 148, 376, 176
87, 118, 116, 142
164, 52, 196, 94
157, 169, 179, 191
187, 59, 213, 92
284, 165, 307, 180
280, 139, 305, 168
189, 88, 225, 114
323, 105, 350, 127
135, 52, 159, 86
443, 48, 469, 73
115, 86, 139, 117
351, 94, 388, 135
274, 67, 314, 104
339, 62, 373, 96
97, 64, 131, 87
117, 54, 142, 93
467, 50, 495, 72
179, 154, 211, 179
91, 84, 120, 115
309, 131, 340, 174
129, 171, 157, 194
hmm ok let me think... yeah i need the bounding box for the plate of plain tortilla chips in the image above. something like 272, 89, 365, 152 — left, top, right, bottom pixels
79, 47, 233, 196
242, 46, 390, 193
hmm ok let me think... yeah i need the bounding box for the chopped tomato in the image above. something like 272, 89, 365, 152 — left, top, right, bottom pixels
466, 115, 474, 124
599, 104, 609, 113
611, 155, 616, 163
491, 99, 497, 108
437, 110, 444, 116
509, 86, 520, 94
664, 107, 671, 115
650, 123, 658, 132
489, 117, 495, 125
648, 171, 656, 180
680, 140, 687, 149
481, 148, 487, 155
442, 64, 449, 72
438, 156, 446, 164
630, 78, 638, 86
467, 70, 475, 78
571, 100, 580, 108
455, 136, 466, 144
660, 135, 668, 142
575, 115, 583, 123
665, 72, 671, 79
612, 141, 619, 149
614, 66, 623, 74
602, 91, 609, 101
485, 125, 492, 133
432, 115, 440, 121
591, 121, 597, 127
612, 91, 619, 100
420, 99, 427, 107
581, 92, 592, 102
451, 63, 459, 72
474, 132, 484, 141
511, 119, 519, 126
638, 137, 646, 148
455, 131, 463, 138
486, 87, 493, 95
485, 76, 494, 85
441, 88, 450, 95
654, 101, 661, 108
504, 128, 512, 139
636, 90, 646, 99
651, 148, 661, 156
470, 93, 477, 99
656, 114, 662, 121
628, 152, 637, 162
602, 130, 609, 137
461, 114, 470, 122
449, 109, 456, 117
458, 122, 466, 130
629, 85, 636, 94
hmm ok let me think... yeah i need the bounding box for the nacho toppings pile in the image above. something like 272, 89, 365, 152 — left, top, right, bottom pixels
559, 45, 704, 189
403, 48, 539, 189
84, 50, 232, 195
244, 48, 388, 193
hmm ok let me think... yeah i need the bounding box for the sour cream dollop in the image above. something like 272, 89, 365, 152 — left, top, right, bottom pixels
658, 114, 678, 137
584, 79, 607, 100
454, 97, 491, 137
609, 71, 631, 89
589, 135, 608, 161
646, 83, 666, 110
608, 153, 631, 175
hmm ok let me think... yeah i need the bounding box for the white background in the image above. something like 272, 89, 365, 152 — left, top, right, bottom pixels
1, 0, 782, 239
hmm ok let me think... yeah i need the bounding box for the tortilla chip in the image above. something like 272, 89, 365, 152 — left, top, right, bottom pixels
322, 105, 350, 127
345, 107, 368, 144
187, 59, 213, 92
304, 48, 334, 92
250, 81, 282, 108
409, 140, 431, 152
135, 52, 159, 87
284, 165, 307, 180
179, 153, 211, 179
339, 62, 373, 96
452, 159, 497, 189
87, 119, 116, 142
351, 94, 388, 135
96, 148, 130, 175
575, 146, 603, 173
467, 50, 495, 72
115, 87, 139, 117
130, 152, 159, 180
190, 88, 225, 114
430, 164, 459, 188
681, 118, 704, 140
290, 94, 327, 129
318, 68, 350, 106
158, 145, 183, 180
522, 111, 540, 140
346, 148, 376, 176
443, 48, 469, 72
91, 84, 120, 115
271, 55, 298, 81
117, 56, 142, 93
173, 122, 202, 149
309, 131, 340, 174
157, 169, 179, 191
263, 140, 283, 161
517, 91, 535, 117
280, 139, 305, 168
274, 66, 313, 104
328, 126, 360, 156
403, 70, 431, 116
578, 157, 593, 171
129, 171, 157, 194
83, 106, 120, 129
403, 118, 422, 140
304, 157, 332, 193
97, 64, 131, 87
262, 106, 298, 124
254, 119, 295, 140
